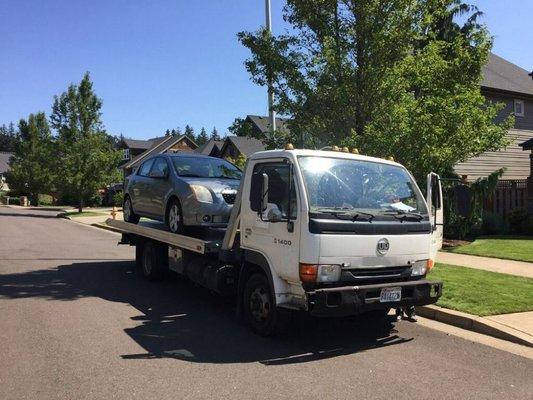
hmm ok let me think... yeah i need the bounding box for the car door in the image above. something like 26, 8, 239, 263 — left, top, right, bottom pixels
146, 156, 171, 219
131, 158, 155, 215
241, 160, 300, 283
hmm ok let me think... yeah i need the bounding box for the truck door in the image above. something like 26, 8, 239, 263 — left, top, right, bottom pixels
241, 160, 300, 283
427, 172, 443, 259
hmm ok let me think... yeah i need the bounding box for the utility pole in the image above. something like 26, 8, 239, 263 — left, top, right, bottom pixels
265, 0, 276, 134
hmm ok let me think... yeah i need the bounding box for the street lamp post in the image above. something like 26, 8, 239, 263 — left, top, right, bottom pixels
265, 0, 276, 135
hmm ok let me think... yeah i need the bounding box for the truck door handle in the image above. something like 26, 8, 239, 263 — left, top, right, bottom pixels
244, 228, 252, 235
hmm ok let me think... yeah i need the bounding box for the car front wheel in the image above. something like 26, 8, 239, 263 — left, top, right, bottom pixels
166, 199, 184, 234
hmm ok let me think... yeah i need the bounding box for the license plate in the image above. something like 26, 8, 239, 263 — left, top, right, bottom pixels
380, 287, 401, 303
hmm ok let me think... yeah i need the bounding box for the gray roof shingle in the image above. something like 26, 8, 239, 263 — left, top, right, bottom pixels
482, 53, 533, 96
123, 136, 167, 150
247, 115, 290, 134
226, 136, 265, 156
196, 139, 224, 155
0, 152, 13, 174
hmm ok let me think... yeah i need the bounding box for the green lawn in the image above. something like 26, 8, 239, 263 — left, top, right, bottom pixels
427, 263, 533, 316
60, 211, 107, 218
447, 236, 533, 263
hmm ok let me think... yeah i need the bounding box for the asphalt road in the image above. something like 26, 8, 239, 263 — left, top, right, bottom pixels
1, 206, 532, 400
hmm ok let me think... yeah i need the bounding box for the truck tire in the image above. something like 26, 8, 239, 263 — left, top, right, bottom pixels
243, 273, 290, 336
123, 196, 140, 224
166, 198, 184, 234
140, 241, 167, 281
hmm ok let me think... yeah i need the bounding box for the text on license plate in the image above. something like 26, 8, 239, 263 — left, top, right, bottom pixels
380, 287, 402, 303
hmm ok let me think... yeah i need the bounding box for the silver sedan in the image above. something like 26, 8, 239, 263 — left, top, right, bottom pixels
123, 153, 241, 233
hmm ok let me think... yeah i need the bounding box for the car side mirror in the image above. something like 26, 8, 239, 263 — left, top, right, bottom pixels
250, 172, 268, 213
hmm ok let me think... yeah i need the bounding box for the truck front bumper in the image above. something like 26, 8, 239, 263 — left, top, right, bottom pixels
307, 279, 442, 317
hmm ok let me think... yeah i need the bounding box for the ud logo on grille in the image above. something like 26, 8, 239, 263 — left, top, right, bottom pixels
377, 238, 389, 255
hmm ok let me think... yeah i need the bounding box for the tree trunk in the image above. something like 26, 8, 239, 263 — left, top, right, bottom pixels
78, 196, 83, 213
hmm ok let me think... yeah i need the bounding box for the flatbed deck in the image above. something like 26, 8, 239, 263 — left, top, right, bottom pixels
106, 219, 223, 254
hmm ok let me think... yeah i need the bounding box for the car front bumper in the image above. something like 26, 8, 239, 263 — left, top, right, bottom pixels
307, 279, 443, 317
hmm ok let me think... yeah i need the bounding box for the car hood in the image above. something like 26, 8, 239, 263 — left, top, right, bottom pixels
182, 177, 240, 193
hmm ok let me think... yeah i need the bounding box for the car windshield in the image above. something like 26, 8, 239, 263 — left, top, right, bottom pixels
298, 156, 428, 216
171, 156, 242, 180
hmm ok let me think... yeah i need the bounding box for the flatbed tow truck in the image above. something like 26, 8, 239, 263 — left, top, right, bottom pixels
109, 148, 443, 336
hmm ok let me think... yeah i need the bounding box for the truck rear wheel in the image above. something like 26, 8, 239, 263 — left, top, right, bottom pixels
140, 241, 167, 281
243, 273, 290, 336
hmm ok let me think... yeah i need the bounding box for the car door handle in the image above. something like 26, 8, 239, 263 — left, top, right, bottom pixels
244, 228, 252, 235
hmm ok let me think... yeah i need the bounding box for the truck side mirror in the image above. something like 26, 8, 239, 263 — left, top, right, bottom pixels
250, 172, 269, 213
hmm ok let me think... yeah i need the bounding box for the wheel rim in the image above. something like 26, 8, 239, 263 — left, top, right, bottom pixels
249, 286, 271, 323
143, 246, 153, 276
124, 198, 131, 221
168, 204, 180, 232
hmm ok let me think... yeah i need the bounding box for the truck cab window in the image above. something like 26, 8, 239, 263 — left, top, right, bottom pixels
252, 163, 297, 219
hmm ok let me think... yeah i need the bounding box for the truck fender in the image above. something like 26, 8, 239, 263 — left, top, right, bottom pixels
238, 249, 290, 308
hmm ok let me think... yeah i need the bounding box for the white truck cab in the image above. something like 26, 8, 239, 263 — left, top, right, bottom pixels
112, 148, 443, 336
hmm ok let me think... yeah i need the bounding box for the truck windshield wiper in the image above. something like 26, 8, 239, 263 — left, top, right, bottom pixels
311, 208, 375, 222
382, 210, 424, 222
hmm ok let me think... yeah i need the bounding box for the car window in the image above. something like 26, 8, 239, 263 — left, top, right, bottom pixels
252, 163, 297, 219
151, 157, 169, 177
171, 156, 242, 180
138, 159, 155, 177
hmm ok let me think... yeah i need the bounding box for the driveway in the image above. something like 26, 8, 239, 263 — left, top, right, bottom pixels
0, 206, 532, 400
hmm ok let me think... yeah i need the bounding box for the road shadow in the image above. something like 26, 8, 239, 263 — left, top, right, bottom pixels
0, 260, 413, 365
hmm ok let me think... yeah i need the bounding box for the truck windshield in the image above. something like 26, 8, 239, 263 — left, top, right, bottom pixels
298, 156, 428, 216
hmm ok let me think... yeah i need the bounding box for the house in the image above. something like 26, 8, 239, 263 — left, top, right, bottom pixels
0, 152, 13, 191
195, 138, 225, 157
455, 53, 533, 181
120, 134, 197, 176
218, 136, 266, 160
245, 115, 290, 137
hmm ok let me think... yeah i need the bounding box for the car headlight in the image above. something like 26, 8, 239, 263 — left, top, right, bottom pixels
190, 185, 213, 203
411, 260, 428, 276
317, 264, 341, 282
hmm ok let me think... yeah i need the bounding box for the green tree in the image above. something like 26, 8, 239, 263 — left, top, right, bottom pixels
197, 127, 209, 145
6, 113, 54, 204
0, 122, 17, 152
228, 118, 255, 138
184, 125, 195, 142
210, 127, 221, 141
238, 0, 510, 182
50, 72, 121, 212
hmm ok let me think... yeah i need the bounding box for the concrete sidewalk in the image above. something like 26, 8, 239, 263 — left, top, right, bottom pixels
437, 251, 533, 278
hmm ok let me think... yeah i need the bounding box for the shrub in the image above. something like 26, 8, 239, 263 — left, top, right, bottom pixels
482, 213, 507, 235
508, 208, 529, 234
113, 191, 124, 207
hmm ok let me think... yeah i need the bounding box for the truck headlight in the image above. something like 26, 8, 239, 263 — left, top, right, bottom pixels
411, 260, 427, 276
317, 264, 341, 282
190, 185, 213, 203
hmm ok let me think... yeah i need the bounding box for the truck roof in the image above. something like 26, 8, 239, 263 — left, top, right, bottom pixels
249, 148, 403, 168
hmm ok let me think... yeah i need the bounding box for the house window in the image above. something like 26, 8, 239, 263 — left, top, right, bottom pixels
123, 148, 131, 160
514, 99, 525, 117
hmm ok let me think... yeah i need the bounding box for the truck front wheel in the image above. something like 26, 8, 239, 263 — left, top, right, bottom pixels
243, 273, 289, 336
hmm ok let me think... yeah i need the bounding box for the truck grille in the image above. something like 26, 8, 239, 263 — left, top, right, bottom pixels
222, 191, 236, 204
346, 266, 412, 284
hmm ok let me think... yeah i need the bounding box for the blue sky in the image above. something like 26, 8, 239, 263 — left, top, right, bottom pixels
1, 1, 532, 140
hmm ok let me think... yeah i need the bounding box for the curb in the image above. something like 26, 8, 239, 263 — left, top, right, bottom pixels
417, 305, 533, 348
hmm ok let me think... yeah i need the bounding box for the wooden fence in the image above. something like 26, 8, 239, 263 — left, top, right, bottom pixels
484, 179, 529, 217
